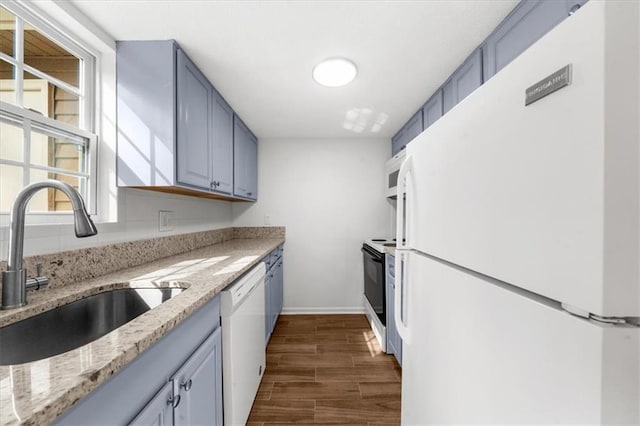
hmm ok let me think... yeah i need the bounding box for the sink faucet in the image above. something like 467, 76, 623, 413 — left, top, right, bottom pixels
1, 180, 98, 310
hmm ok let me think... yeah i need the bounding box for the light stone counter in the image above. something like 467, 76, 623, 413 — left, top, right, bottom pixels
0, 235, 284, 426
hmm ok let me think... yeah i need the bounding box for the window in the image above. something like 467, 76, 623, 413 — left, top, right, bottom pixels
0, 1, 97, 214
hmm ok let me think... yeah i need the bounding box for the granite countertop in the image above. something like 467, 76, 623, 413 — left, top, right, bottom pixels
0, 237, 284, 426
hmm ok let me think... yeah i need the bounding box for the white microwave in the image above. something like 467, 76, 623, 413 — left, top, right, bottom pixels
384, 150, 406, 198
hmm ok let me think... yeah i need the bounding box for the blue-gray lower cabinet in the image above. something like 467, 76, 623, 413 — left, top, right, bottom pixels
391, 110, 423, 156
173, 328, 223, 425
483, 0, 589, 81
130, 381, 174, 426
273, 258, 284, 324
55, 296, 223, 425
442, 48, 482, 114
264, 270, 274, 341
130, 329, 222, 426
385, 254, 402, 366
233, 116, 258, 201
264, 246, 284, 343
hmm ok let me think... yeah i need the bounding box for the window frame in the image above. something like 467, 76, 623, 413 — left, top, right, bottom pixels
0, 0, 98, 215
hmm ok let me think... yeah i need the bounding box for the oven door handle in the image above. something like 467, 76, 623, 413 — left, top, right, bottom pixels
361, 247, 383, 262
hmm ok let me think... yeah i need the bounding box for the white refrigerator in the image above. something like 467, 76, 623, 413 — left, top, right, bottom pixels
394, 1, 639, 424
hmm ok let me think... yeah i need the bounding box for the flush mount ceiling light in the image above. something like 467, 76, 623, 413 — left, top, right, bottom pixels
312, 58, 357, 87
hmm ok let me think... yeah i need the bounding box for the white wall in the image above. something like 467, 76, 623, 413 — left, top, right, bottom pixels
233, 138, 392, 313
0, 188, 233, 258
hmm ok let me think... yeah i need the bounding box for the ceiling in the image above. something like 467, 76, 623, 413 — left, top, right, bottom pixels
67, 0, 518, 140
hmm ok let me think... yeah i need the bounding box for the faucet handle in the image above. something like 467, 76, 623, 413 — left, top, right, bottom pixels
25, 263, 49, 291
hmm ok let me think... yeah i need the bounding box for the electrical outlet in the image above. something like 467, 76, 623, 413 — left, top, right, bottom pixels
158, 210, 173, 232
264, 215, 271, 225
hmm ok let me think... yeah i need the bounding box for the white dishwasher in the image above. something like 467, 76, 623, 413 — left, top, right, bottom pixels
220, 262, 266, 426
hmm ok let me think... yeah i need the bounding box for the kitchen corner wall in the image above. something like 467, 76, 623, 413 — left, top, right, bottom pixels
0, 188, 233, 259
232, 137, 392, 314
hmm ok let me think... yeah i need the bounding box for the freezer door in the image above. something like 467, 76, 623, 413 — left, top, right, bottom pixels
404, 0, 639, 317
401, 252, 639, 425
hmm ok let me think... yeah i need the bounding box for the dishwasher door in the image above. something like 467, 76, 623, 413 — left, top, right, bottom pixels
221, 264, 266, 426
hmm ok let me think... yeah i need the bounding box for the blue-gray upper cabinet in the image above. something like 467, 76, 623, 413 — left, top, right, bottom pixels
442, 49, 482, 114
391, 110, 423, 156
116, 40, 177, 189
483, 0, 589, 81
116, 40, 242, 201
233, 116, 258, 201
176, 54, 234, 195
422, 90, 443, 130
176, 49, 213, 190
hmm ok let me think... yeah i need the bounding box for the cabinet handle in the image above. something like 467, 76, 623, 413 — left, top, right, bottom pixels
246, 192, 252, 196
168, 394, 181, 408
180, 379, 193, 391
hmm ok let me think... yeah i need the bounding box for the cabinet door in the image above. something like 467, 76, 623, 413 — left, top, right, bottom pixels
177, 49, 212, 190
233, 116, 258, 200
386, 255, 402, 365
173, 328, 223, 426
386, 262, 397, 357
271, 260, 283, 329
210, 89, 233, 195
403, 110, 423, 146
245, 131, 258, 200
442, 49, 482, 114
264, 273, 273, 341
116, 41, 177, 187
129, 382, 174, 426
422, 90, 443, 130
391, 110, 423, 155
391, 131, 404, 156
275, 259, 283, 317
483, 0, 572, 81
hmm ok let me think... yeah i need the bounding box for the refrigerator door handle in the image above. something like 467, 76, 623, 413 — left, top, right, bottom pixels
396, 155, 413, 249
394, 250, 410, 343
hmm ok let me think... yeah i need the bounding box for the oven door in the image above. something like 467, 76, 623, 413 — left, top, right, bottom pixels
362, 244, 385, 325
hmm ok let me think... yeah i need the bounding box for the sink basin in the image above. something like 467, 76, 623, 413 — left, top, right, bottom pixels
0, 287, 183, 365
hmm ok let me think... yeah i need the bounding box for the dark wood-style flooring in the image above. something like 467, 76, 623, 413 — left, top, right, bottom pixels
247, 314, 402, 425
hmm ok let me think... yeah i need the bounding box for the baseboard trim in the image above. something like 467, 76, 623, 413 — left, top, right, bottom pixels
282, 307, 366, 315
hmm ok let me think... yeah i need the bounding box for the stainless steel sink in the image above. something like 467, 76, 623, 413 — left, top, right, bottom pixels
0, 287, 183, 365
